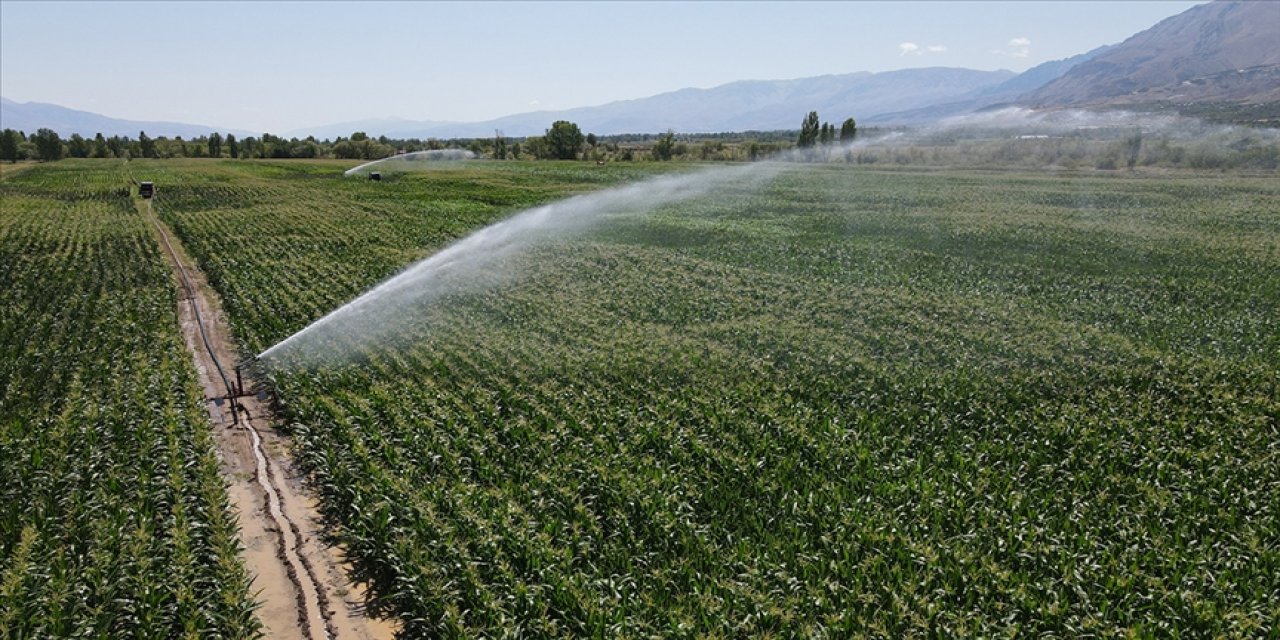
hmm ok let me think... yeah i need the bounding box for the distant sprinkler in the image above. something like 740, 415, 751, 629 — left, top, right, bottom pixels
369, 172, 382, 181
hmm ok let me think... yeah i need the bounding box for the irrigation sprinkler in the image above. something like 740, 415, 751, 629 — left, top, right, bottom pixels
225, 356, 264, 424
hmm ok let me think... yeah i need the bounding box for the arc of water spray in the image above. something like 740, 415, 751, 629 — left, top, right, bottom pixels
260, 160, 788, 360
343, 149, 477, 177
262, 108, 1271, 361
260, 133, 917, 361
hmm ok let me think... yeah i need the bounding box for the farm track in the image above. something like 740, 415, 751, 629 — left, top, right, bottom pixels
136, 192, 395, 640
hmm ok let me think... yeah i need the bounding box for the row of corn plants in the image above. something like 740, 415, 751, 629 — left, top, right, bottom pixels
138, 158, 685, 356
0, 160, 259, 638
150, 159, 1277, 637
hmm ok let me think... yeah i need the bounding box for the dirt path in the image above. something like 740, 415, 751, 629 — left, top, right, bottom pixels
138, 195, 397, 640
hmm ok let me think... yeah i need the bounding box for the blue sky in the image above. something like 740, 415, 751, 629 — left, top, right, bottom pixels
1, 1, 1204, 133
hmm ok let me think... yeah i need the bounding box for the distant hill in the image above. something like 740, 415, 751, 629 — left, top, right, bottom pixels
16, 0, 1273, 143
1025, 0, 1280, 113
0, 97, 251, 138
5, 65, 1013, 141
981, 45, 1120, 100
289, 67, 1015, 139
866, 45, 1116, 125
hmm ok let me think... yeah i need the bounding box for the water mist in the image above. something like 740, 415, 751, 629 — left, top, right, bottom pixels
260, 159, 793, 362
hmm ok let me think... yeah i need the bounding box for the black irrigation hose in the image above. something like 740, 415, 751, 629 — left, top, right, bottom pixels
131, 176, 334, 637
138, 184, 237, 402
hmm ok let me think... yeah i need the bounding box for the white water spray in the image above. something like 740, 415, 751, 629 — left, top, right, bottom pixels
343, 149, 476, 177
261, 108, 1261, 362
260, 160, 788, 361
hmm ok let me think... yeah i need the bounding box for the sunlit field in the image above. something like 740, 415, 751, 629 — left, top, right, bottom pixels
138, 158, 1280, 637
0, 161, 258, 637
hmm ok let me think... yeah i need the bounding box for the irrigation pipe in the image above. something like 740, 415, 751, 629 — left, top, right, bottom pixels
128, 172, 336, 638
135, 181, 239, 418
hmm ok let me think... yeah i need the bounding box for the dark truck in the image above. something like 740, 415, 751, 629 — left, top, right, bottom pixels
139, 182, 154, 198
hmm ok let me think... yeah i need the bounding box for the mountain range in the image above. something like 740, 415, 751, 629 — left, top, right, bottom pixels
860, 45, 1118, 125
296, 67, 1015, 139
0, 97, 253, 139
3, 0, 1275, 139
1027, 0, 1280, 109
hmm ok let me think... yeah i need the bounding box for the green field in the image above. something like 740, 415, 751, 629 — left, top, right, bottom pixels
0, 161, 258, 637
146, 159, 1279, 637
4, 158, 1278, 638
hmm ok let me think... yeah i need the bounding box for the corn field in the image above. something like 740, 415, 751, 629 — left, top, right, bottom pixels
158, 160, 1278, 637
3, 158, 1278, 637
0, 161, 259, 638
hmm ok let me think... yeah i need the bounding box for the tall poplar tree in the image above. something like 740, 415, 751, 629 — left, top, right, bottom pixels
840, 117, 857, 143
797, 111, 820, 148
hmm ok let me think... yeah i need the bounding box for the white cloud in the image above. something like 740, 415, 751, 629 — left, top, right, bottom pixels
900, 42, 947, 56
992, 36, 1031, 58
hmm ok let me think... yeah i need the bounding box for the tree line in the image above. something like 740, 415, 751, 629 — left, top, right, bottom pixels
0, 128, 385, 163
1, 112, 858, 164
796, 111, 856, 148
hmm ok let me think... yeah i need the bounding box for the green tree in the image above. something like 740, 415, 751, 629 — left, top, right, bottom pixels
33, 128, 64, 161
524, 136, 547, 159
208, 132, 223, 158
1126, 129, 1142, 170
652, 130, 677, 161
189, 136, 208, 158
258, 134, 290, 158
819, 122, 835, 145
92, 133, 110, 158
67, 133, 90, 158
839, 117, 857, 143
332, 140, 359, 159
358, 138, 393, 160
545, 120, 585, 160
274, 136, 295, 158
138, 131, 157, 158
0, 129, 19, 162
797, 111, 820, 148
171, 136, 189, 158
226, 134, 239, 158
493, 130, 507, 160
107, 135, 125, 158
291, 139, 320, 158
